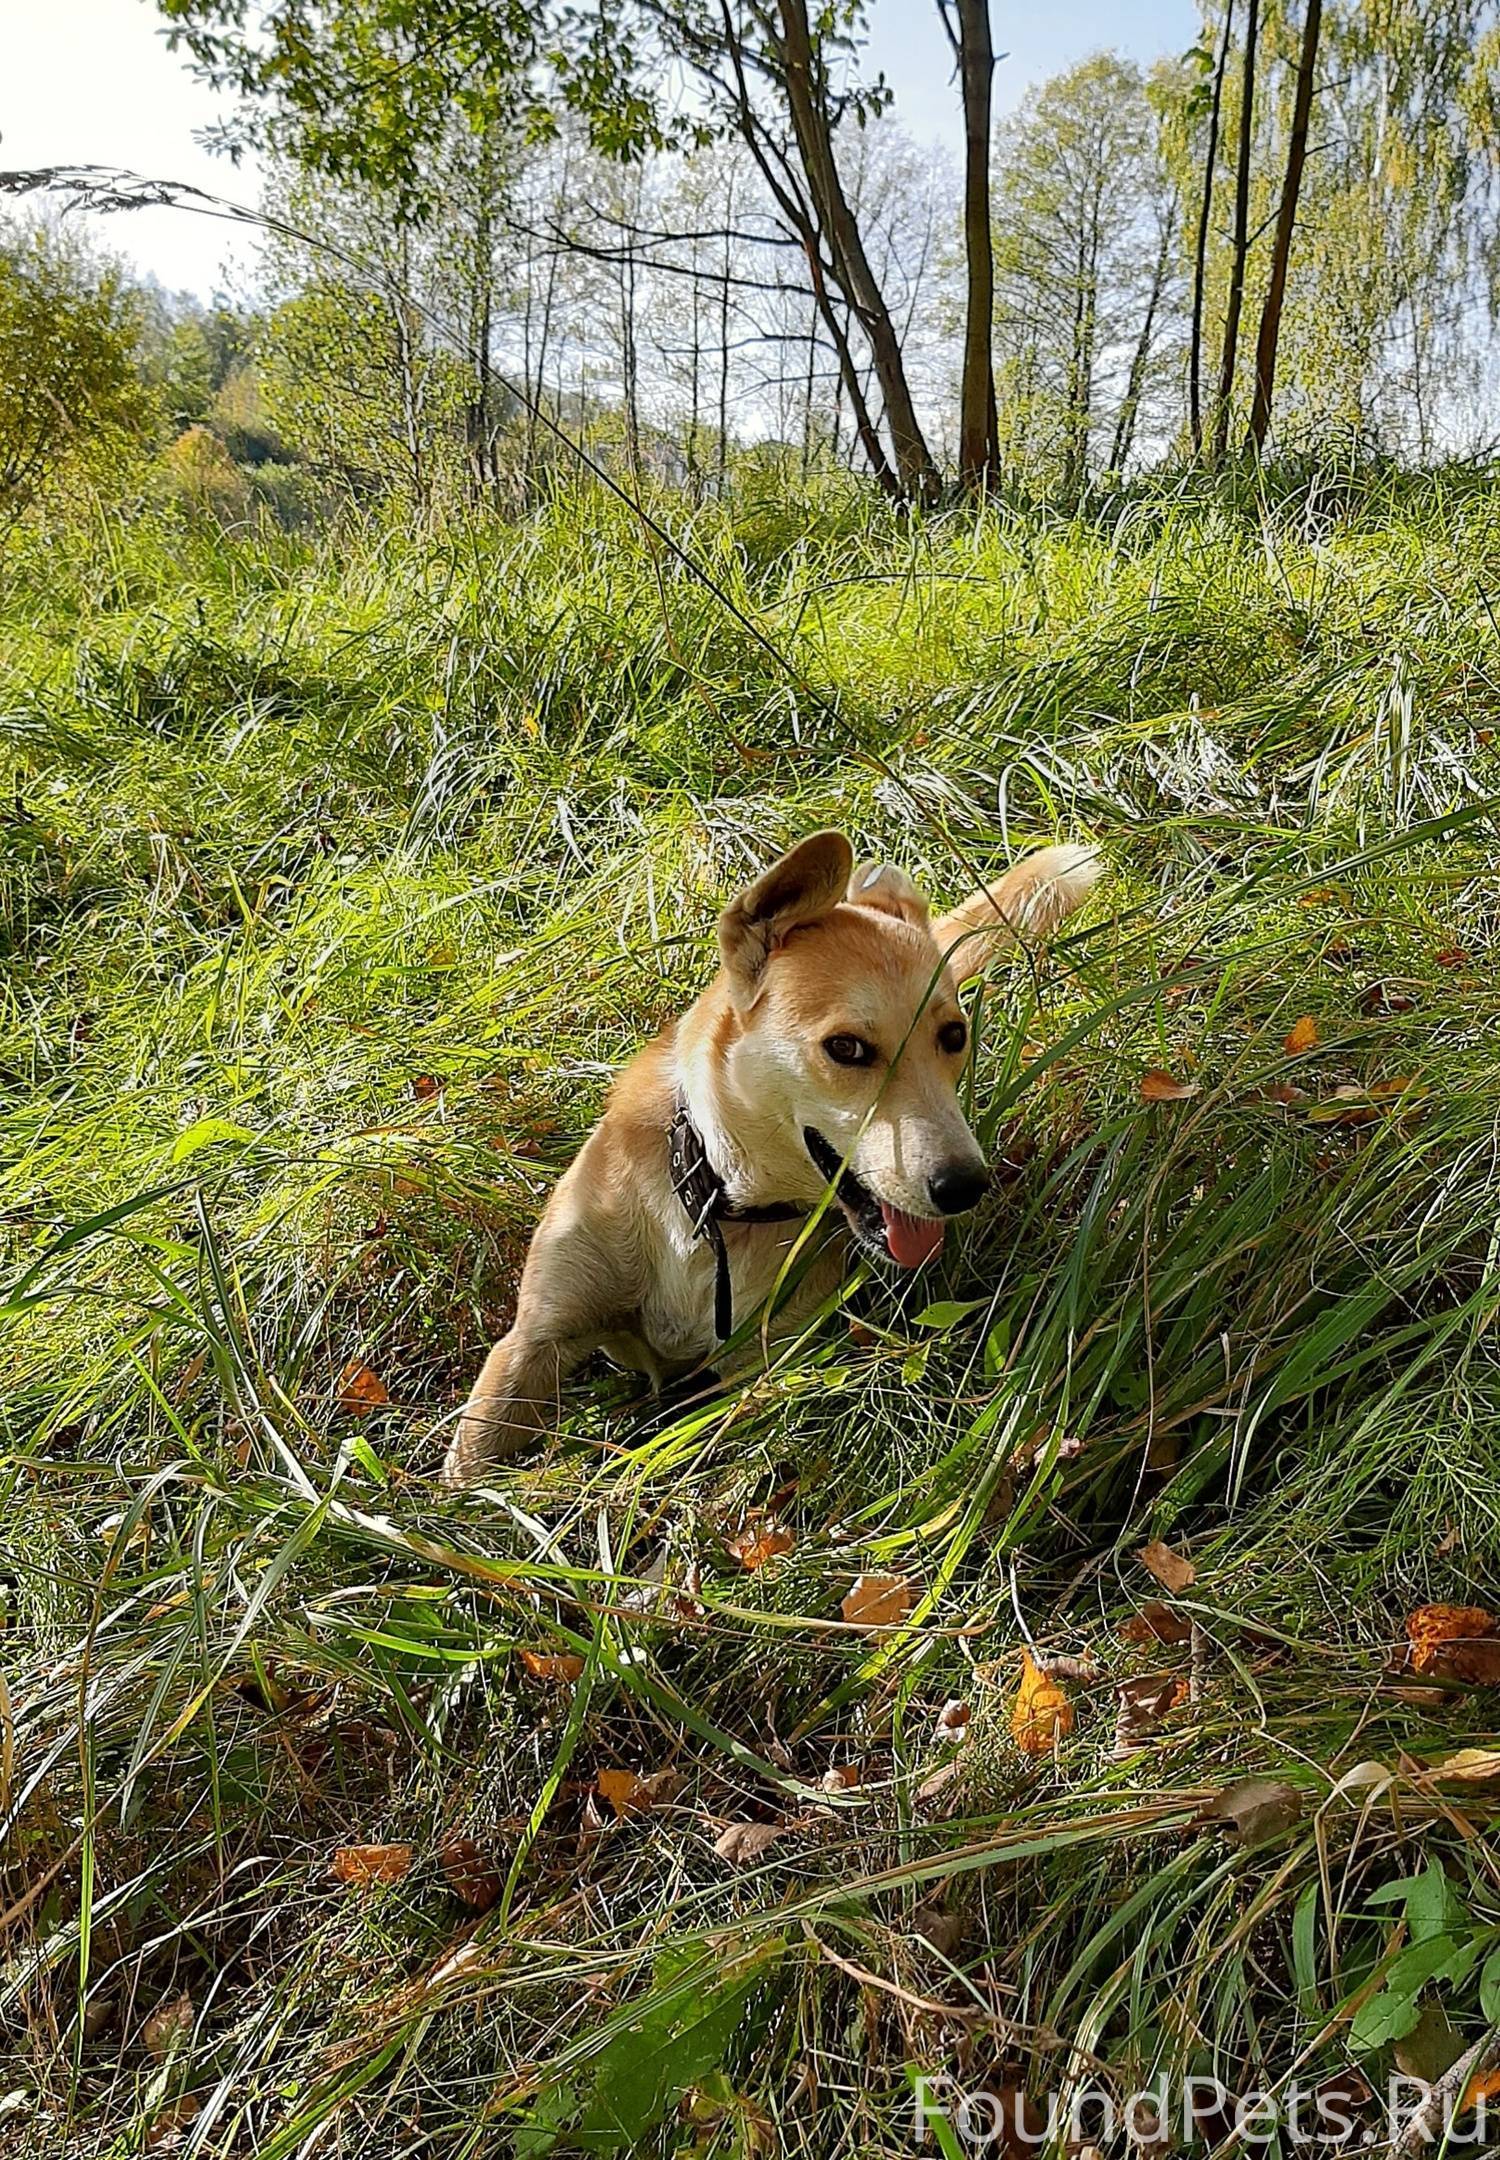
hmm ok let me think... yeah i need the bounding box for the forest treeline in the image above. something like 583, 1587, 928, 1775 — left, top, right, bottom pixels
6, 0, 1500, 525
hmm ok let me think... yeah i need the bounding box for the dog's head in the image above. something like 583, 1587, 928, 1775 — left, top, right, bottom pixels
711, 830, 1100, 1267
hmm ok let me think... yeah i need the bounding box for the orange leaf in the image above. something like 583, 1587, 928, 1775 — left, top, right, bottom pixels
1406, 1603, 1500, 1684
821, 1764, 860, 1792
1120, 1600, 1193, 1646
1139, 1069, 1200, 1102
595, 1766, 683, 1819
841, 1573, 915, 1632
1138, 1538, 1196, 1593
338, 1358, 390, 1414
332, 1842, 413, 1886
1464, 2067, 1500, 2113
439, 1836, 500, 1911
1284, 1015, 1320, 1055
516, 1648, 585, 1683
1435, 947, 1469, 970
726, 1518, 795, 1571
1010, 1649, 1073, 1756
411, 1074, 442, 1100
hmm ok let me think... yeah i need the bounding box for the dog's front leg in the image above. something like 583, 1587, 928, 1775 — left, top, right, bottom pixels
441, 1327, 593, 1487
441, 1136, 643, 1489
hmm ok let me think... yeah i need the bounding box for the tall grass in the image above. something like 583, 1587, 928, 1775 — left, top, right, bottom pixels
4, 472, 1500, 2156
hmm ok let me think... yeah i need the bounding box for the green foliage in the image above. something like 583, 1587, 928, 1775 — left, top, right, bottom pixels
0, 219, 154, 520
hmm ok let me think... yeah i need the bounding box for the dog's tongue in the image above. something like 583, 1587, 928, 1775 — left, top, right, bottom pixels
880, 1205, 946, 1269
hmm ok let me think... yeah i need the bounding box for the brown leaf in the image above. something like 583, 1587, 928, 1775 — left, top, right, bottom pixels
596, 1766, 684, 1819
1120, 1600, 1193, 1646
1010, 1648, 1074, 1756
332, 1842, 413, 1887
1198, 1775, 1301, 1847
821, 1764, 860, 1793
1284, 1015, 1320, 1055
1435, 946, 1470, 970
146, 2098, 202, 2151
1138, 1538, 1196, 1593
1139, 1069, 1200, 1102
841, 1572, 915, 1632
726, 1518, 795, 1571
337, 1357, 390, 1414
142, 1993, 194, 2061
411, 1074, 442, 1100
1113, 1671, 1189, 1756
713, 1818, 792, 1864
516, 1648, 585, 1683
1406, 1603, 1500, 1684
438, 1836, 500, 1911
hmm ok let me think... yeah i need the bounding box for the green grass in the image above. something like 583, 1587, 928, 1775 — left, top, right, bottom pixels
5, 470, 1500, 2156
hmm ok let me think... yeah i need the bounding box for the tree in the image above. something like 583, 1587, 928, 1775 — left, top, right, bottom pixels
1210, 0, 1260, 463
0, 220, 151, 524
991, 56, 1181, 496
938, 0, 1000, 488
1246, 0, 1323, 453
1187, 2, 1234, 456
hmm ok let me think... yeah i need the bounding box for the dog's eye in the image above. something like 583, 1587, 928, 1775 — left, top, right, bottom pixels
937, 1020, 969, 1056
823, 1033, 876, 1067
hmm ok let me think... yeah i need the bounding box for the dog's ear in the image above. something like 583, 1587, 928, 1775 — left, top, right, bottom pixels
933, 844, 1102, 979
846, 860, 931, 932
719, 830, 854, 1008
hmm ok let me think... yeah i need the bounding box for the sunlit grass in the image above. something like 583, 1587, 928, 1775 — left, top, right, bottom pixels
4, 471, 1500, 2155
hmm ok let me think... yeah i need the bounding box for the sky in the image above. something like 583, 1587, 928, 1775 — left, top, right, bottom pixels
4, 0, 1198, 301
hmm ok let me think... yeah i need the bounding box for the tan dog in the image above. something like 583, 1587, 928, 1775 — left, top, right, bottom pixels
442, 833, 1099, 1487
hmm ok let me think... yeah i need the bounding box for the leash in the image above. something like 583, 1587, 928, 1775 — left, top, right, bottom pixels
666, 1097, 804, 1341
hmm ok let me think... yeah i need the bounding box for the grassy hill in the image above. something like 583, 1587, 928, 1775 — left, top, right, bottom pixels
5, 473, 1500, 2156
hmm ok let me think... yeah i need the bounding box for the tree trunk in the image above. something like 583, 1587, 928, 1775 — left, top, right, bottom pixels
1189, 0, 1233, 458
1111, 199, 1175, 474
1210, 0, 1259, 465
775, 0, 942, 503
1245, 0, 1322, 455
951, 0, 1000, 489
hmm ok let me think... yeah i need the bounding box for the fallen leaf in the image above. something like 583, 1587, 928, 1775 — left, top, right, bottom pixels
411, 1074, 442, 1100
438, 1836, 500, 1911
1359, 982, 1417, 1015
726, 1518, 795, 1571
332, 1842, 413, 1886
1139, 1069, 1200, 1102
146, 2097, 201, 2150
1426, 1748, 1500, 1782
1138, 1538, 1196, 1593
841, 1573, 915, 1632
337, 1358, 390, 1414
596, 1766, 684, 1819
1284, 1015, 1320, 1055
1198, 1775, 1301, 1847
516, 1648, 585, 1683
142, 1993, 193, 2061
713, 1819, 792, 1864
821, 1764, 860, 1793
1463, 2067, 1500, 2113
1112, 1672, 1190, 1757
1435, 946, 1470, 970
1407, 1603, 1500, 1683
1010, 1648, 1074, 1756
933, 1699, 971, 1745
1121, 1600, 1193, 1646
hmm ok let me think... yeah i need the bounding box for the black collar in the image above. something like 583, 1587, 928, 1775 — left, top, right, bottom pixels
666, 1096, 805, 1341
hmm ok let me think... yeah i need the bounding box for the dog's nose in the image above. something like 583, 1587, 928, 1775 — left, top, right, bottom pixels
927, 1161, 990, 1216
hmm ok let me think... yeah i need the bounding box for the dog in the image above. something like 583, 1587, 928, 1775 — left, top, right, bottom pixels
441, 832, 1100, 1487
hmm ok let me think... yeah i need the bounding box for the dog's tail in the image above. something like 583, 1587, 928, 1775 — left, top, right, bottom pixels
934, 844, 1102, 976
